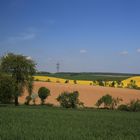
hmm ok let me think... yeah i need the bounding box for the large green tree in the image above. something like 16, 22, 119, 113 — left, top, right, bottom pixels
0, 53, 36, 105
0, 74, 16, 104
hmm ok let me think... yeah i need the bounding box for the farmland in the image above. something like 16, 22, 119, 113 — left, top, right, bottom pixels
34, 73, 140, 88
0, 106, 140, 140
123, 76, 140, 87
19, 81, 140, 107
36, 72, 133, 81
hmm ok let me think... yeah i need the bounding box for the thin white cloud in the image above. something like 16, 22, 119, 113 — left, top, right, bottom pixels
7, 33, 36, 43
120, 51, 129, 55
137, 48, 140, 53
80, 49, 87, 54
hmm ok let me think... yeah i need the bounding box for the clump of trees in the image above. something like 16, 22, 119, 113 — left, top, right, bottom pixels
0, 53, 36, 105
95, 94, 123, 109
56, 91, 84, 108
96, 94, 140, 112
118, 99, 140, 112
38, 87, 50, 105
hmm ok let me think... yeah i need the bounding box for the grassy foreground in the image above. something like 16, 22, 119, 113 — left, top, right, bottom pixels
0, 106, 140, 140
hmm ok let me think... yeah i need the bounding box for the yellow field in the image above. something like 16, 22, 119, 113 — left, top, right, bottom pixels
34, 76, 94, 85
34, 76, 140, 87
122, 76, 140, 87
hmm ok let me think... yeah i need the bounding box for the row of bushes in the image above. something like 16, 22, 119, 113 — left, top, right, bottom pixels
118, 100, 140, 112
25, 91, 140, 112
95, 94, 140, 112
26, 90, 140, 112
25, 88, 84, 108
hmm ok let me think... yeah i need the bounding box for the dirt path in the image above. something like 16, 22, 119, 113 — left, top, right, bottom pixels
19, 82, 140, 107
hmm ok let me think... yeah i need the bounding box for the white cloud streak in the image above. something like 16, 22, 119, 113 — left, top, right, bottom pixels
80, 49, 87, 54
7, 33, 36, 43
137, 48, 140, 53
120, 51, 129, 55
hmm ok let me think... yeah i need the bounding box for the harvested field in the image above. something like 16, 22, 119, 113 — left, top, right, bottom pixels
19, 82, 140, 107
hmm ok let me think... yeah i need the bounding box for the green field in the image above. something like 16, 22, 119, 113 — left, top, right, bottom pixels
0, 106, 140, 140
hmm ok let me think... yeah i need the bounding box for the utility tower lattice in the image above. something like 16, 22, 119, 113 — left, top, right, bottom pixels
56, 62, 60, 73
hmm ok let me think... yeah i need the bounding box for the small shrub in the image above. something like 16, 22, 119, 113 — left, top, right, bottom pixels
56, 91, 82, 108
31, 93, 38, 105
118, 104, 129, 111
127, 80, 137, 89
128, 99, 140, 112
98, 80, 104, 86
46, 79, 51, 82
101, 94, 113, 108
118, 100, 140, 112
73, 80, 77, 84
38, 87, 50, 105
95, 94, 122, 109
95, 98, 103, 108
65, 80, 69, 84
111, 97, 123, 109
110, 81, 115, 87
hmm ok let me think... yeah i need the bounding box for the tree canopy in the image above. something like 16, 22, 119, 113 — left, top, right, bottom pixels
0, 53, 36, 105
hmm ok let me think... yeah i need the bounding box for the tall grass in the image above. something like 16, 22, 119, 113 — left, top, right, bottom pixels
0, 106, 140, 140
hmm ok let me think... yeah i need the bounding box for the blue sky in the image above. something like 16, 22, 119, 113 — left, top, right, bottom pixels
0, 0, 140, 73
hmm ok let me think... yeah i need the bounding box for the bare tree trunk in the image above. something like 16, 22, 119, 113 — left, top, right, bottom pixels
15, 96, 19, 106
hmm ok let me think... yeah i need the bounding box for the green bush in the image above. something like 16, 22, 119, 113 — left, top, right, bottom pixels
56, 91, 83, 108
100, 94, 113, 108
96, 94, 122, 109
111, 97, 123, 109
95, 98, 103, 108
0, 74, 16, 104
65, 80, 69, 84
110, 81, 115, 87
38, 87, 50, 105
118, 104, 129, 111
98, 80, 104, 86
46, 79, 51, 82
73, 80, 77, 84
128, 99, 140, 112
31, 93, 38, 105
118, 100, 140, 112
